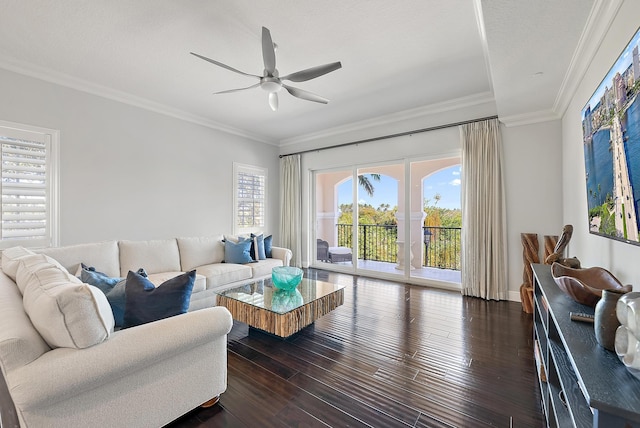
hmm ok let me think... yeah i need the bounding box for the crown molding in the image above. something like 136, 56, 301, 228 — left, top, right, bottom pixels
0, 57, 276, 145
472, 0, 495, 99
553, 0, 624, 116
279, 92, 496, 147
499, 110, 561, 128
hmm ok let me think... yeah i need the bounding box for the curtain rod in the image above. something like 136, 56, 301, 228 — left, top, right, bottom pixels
278, 115, 499, 158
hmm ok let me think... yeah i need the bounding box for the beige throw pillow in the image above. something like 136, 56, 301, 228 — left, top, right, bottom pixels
2, 246, 36, 284
16, 254, 114, 349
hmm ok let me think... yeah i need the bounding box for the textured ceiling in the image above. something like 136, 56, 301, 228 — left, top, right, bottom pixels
0, 0, 597, 144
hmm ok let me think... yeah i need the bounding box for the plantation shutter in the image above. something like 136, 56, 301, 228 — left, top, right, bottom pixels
0, 124, 56, 248
234, 163, 267, 234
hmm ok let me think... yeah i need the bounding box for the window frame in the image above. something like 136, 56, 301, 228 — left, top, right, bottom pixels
0, 120, 60, 249
233, 162, 267, 235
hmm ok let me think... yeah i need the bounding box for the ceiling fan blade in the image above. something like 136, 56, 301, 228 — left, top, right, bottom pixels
213, 83, 260, 95
262, 27, 276, 76
282, 84, 329, 104
281, 61, 342, 82
190, 52, 260, 79
269, 92, 279, 111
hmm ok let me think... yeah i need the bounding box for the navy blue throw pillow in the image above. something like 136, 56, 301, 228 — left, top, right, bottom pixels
79, 263, 123, 294
106, 279, 127, 327
264, 235, 273, 258
122, 270, 195, 329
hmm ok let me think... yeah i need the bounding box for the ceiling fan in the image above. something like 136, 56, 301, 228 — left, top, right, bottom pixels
191, 27, 342, 111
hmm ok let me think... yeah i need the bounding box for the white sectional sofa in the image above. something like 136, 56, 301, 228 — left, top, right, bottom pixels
0, 235, 292, 428
37, 235, 293, 311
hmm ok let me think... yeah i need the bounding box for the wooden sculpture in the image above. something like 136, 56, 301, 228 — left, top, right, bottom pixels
520, 233, 539, 314
545, 224, 581, 268
543, 235, 558, 264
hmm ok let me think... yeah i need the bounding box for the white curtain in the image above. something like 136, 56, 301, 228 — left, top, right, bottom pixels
460, 118, 508, 300
280, 154, 302, 267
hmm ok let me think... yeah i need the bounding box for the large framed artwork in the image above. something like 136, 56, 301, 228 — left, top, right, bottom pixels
582, 26, 640, 246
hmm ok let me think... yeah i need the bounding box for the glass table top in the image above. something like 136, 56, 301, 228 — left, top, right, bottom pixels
216, 277, 345, 315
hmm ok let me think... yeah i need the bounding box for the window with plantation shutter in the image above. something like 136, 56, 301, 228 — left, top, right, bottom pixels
0, 121, 59, 249
233, 163, 266, 235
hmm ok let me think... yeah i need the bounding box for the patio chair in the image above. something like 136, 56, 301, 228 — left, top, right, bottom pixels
317, 239, 329, 261
328, 246, 352, 263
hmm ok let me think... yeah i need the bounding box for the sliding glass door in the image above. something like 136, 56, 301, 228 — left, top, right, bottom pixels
354, 163, 404, 279
315, 169, 354, 268
313, 163, 405, 279
313, 157, 461, 286
409, 159, 462, 284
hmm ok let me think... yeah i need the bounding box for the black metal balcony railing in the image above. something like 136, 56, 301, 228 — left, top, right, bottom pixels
335, 224, 461, 270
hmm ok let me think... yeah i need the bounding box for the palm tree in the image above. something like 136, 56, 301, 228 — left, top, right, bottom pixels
358, 174, 381, 197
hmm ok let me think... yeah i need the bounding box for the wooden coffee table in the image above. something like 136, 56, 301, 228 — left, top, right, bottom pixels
216, 277, 345, 338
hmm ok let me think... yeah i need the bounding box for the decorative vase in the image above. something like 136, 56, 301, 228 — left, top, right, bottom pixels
615, 325, 640, 380
595, 288, 628, 351
616, 292, 640, 328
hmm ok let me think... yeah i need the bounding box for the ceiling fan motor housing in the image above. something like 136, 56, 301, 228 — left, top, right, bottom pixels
261, 76, 282, 92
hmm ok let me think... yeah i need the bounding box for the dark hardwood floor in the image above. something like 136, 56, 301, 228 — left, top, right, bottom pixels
170, 269, 544, 427
0, 269, 543, 427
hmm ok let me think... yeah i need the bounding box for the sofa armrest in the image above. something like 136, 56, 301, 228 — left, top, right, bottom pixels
271, 246, 292, 266
8, 307, 233, 409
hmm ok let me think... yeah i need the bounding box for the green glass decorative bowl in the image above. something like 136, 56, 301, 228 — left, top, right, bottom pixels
271, 266, 303, 291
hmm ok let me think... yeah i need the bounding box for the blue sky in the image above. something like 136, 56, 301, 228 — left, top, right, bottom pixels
583, 27, 640, 117
338, 165, 462, 210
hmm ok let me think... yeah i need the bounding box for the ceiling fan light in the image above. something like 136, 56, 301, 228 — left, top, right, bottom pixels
269, 92, 279, 111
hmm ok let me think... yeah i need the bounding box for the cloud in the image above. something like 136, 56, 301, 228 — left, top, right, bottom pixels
452, 170, 460, 176
358, 199, 367, 204
449, 179, 461, 186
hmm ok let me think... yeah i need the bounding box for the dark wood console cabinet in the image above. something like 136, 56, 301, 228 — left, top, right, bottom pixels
532, 264, 640, 427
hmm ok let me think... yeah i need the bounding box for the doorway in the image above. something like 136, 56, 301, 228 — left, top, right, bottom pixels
313, 156, 461, 286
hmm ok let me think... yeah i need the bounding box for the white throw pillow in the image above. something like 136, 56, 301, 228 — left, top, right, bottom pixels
2, 246, 36, 284
223, 234, 251, 243
17, 254, 114, 349
3, 247, 68, 294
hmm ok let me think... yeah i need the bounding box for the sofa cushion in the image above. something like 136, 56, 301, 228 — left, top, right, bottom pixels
119, 239, 181, 277
196, 263, 252, 288
177, 236, 225, 271
37, 241, 121, 278
2, 246, 36, 283
250, 258, 284, 278
16, 254, 114, 349
224, 238, 253, 264
0, 271, 51, 372
122, 270, 195, 328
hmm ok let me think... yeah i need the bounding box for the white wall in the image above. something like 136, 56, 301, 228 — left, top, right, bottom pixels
0, 68, 281, 245
562, 0, 640, 286
502, 120, 564, 299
